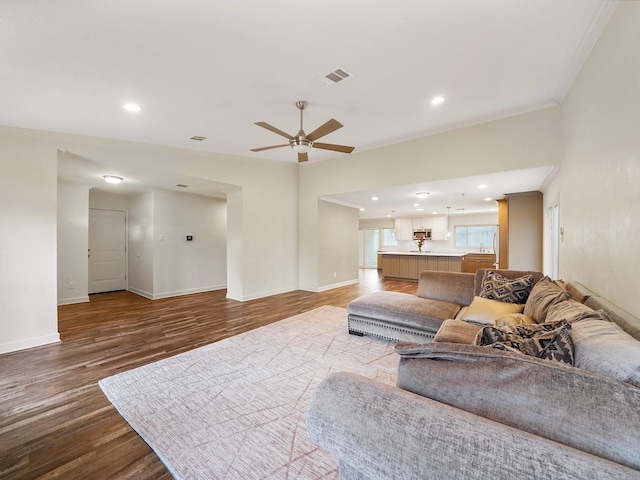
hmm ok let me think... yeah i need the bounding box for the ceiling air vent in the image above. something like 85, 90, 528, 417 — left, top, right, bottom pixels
190, 135, 207, 141
175, 184, 188, 188
318, 67, 353, 86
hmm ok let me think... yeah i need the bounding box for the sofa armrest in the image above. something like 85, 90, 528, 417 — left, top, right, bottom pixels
306, 372, 639, 480
394, 342, 640, 471
417, 270, 475, 305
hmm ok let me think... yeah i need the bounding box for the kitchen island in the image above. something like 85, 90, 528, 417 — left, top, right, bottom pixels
380, 251, 495, 280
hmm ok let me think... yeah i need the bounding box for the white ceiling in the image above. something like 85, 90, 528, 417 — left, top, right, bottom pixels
1, 1, 617, 216
324, 166, 557, 219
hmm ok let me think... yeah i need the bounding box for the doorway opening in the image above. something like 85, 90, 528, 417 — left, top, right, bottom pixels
358, 229, 379, 269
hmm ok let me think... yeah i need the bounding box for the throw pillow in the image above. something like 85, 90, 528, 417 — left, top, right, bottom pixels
433, 319, 483, 344
460, 296, 524, 325
523, 276, 571, 323
572, 314, 640, 388
493, 313, 535, 327
479, 270, 534, 303
473, 320, 574, 365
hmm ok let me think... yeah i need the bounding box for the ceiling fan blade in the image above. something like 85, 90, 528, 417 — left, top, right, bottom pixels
298, 152, 309, 163
254, 122, 293, 140
306, 119, 343, 141
250, 144, 289, 152
312, 142, 355, 154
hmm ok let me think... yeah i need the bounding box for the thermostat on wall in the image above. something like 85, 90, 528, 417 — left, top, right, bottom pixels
186, 235, 193, 241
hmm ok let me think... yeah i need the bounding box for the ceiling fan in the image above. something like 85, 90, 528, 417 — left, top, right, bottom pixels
250, 100, 355, 162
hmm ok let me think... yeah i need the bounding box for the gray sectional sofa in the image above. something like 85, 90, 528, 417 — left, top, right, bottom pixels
307, 269, 640, 479
347, 269, 543, 343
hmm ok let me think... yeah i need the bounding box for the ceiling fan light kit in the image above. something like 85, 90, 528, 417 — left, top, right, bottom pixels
251, 100, 354, 162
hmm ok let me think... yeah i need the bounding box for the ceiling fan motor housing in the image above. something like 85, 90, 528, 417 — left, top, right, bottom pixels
290, 136, 312, 152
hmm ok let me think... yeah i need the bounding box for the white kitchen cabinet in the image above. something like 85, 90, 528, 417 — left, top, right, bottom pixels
431, 216, 448, 241
394, 218, 413, 240
413, 217, 432, 230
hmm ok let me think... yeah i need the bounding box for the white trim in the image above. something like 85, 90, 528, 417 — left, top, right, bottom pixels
553, 1, 620, 102
317, 279, 360, 293
231, 286, 294, 302
127, 287, 154, 299
0, 333, 61, 355
58, 296, 90, 306
129, 285, 227, 300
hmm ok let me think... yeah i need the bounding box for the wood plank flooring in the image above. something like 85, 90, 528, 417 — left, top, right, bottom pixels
0, 270, 416, 479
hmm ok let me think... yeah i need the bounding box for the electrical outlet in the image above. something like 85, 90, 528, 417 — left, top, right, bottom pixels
69, 281, 75, 290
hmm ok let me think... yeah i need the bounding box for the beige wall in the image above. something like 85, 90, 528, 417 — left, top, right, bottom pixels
318, 200, 360, 289
57, 183, 90, 305
1, 130, 60, 354
544, 1, 640, 316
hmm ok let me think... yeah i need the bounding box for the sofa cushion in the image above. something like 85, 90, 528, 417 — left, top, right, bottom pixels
573, 316, 640, 388
544, 297, 595, 324
585, 295, 640, 341
433, 319, 483, 344
493, 313, 535, 327
524, 276, 571, 323
394, 342, 640, 471
564, 281, 598, 303
479, 270, 534, 303
473, 320, 574, 365
460, 296, 524, 325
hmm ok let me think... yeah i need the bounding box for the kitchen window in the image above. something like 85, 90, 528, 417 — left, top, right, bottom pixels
381, 228, 397, 247
455, 225, 497, 248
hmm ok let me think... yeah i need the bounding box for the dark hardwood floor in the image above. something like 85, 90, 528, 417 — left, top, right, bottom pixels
0, 270, 416, 479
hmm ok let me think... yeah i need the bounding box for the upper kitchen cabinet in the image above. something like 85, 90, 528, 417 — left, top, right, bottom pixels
396, 216, 448, 240
431, 216, 448, 241
497, 191, 543, 271
412, 217, 432, 230
395, 218, 413, 240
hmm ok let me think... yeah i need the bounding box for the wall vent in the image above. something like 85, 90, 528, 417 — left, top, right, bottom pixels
190, 135, 207, 141
318, 67, 353, 86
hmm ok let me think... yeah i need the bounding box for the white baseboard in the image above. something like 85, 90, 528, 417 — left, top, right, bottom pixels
129, 285, 227, 300
316, 278, 360, 293
57, 295, 90, 306
127, 287, 154, 299
0, 333, 61, 355
233, 286, 295, 302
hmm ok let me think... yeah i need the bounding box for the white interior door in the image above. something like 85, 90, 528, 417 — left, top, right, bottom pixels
89, 209, 126, 294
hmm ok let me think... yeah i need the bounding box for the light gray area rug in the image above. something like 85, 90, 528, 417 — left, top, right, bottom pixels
99, 305, 398, 479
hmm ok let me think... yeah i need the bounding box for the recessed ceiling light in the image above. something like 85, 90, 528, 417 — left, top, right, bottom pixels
431, 96, 445, 105
478, 184, 488, 189
484, 197, 492, 201
416, 208, 424, 211
103, 175, 123, 184
359, 208, 365, 211
124, 103, 141, 112
371, 196, 378, 201
432, 211, 438, 214
416, 192, 429, 199
413, 203, 419, 207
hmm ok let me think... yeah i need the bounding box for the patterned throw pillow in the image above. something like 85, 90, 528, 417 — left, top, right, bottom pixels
479, 270, 535, 303
473, 320, 575, 365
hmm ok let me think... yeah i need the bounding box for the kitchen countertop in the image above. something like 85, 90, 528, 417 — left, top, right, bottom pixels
379, 251, 468, 257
